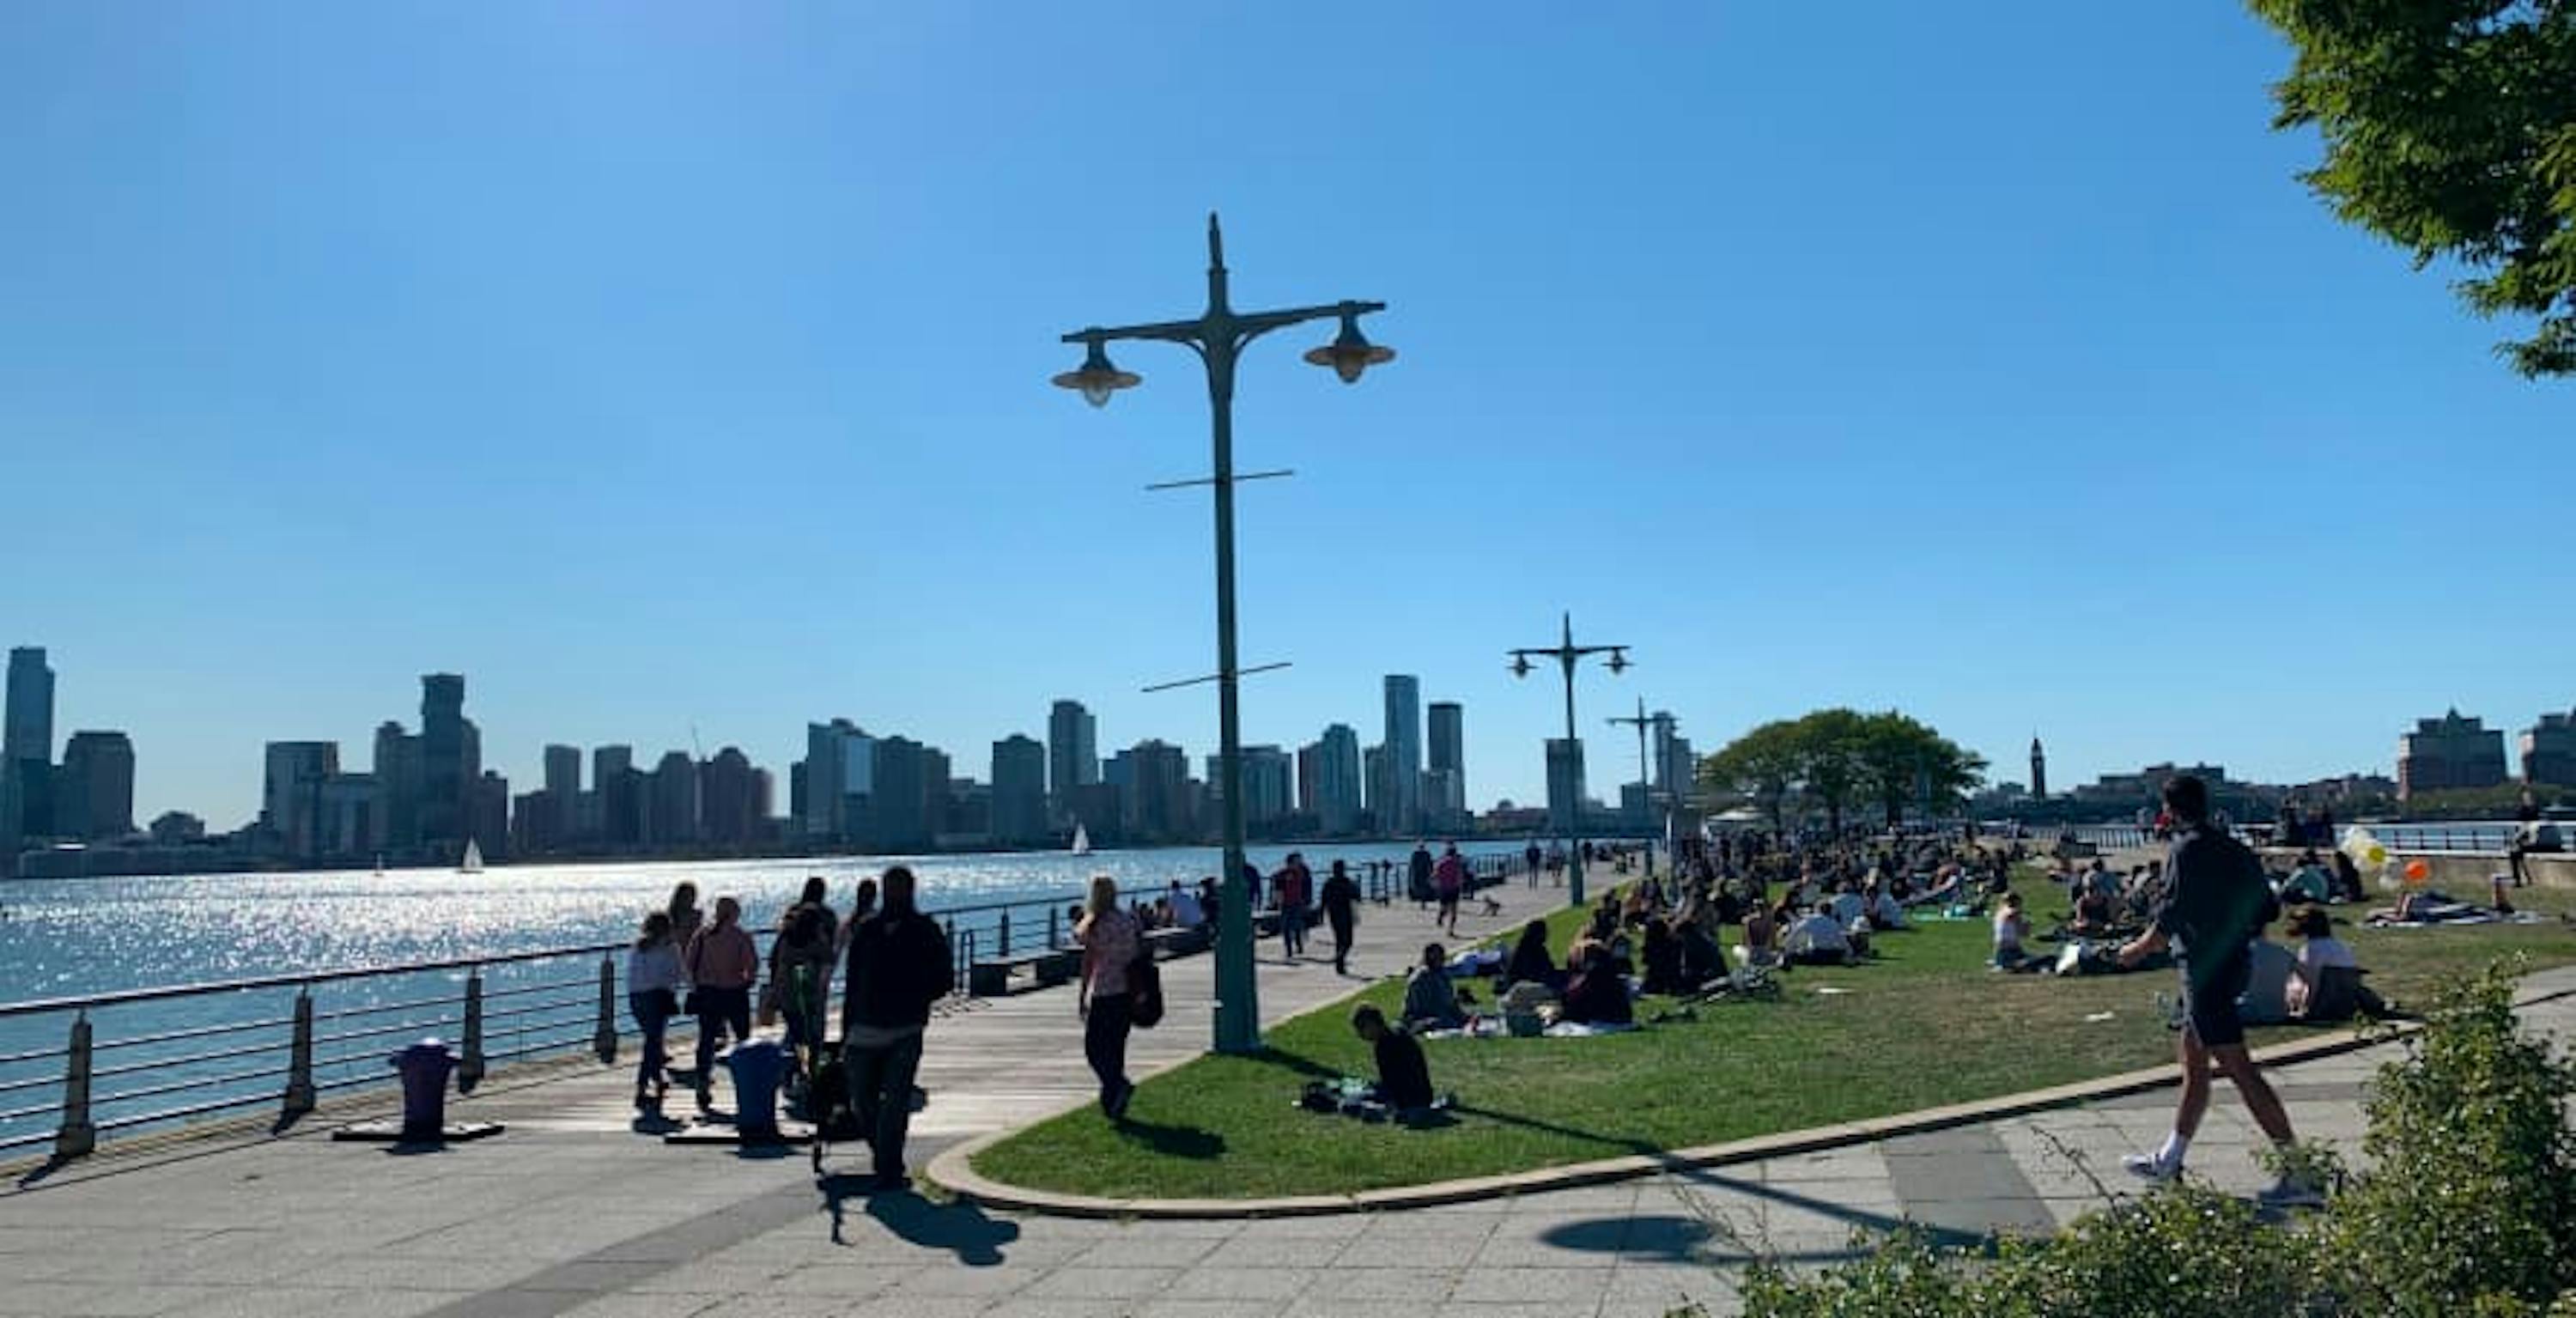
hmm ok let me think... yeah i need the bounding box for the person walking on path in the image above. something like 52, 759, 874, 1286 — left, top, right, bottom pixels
1433, 843, 1470, 938
1409, 842, 1436, 908
683, 896, 758, 1113
1076, 874, 1144, 1121
625, 912, 683, 1109
2116, 774, 2320, 1206
1274, 852, 1314, 960
839, 866, 951, 1191
1320, 859, 1360, 975
1524, 840, 1544, 885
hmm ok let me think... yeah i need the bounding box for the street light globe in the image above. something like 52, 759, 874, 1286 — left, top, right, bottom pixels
1052, 341, 1142, 408
1303, 318, 1395, 384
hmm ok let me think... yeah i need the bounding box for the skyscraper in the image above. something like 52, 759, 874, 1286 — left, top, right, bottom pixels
1383, 675, 1422, 835
1546, 737, 1587, 834
699, 748, 758, 847
1314, 723, 1364, 836
869, 736, 930, 851
593, 744, 639, 847
3, 647, 56, 846
543, 744, 582, 799
374, 721, 422, 849
991, 735, 1048, 845
57, 730, 135, 841
1109, 740, 1192, 842
1364, 742, 1392, 835
1238, 744, 1292, 829
646, 751, 699, 847
264, 740, 341, 859
1427, 701, 1465, 823
417, 674, 475, 851
802, 720, 872, 841
1048, 700, 1098, 814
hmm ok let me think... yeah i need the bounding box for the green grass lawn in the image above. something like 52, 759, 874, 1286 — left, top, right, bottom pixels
969, 875, 2576, 1200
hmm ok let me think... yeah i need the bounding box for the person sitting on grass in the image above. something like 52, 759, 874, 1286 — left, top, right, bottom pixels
2237, 902, 2297, 1025
1400, 943, 1468, 1031
1352, 1004, 1434, 1113
1991, 891, 2046, 973
1639, 917, 1689, 996
2067, 884, 2118, 938
1827, 882, 1867, 926
1865, 881, 1907, 930
1504, 919, 1560, 991
1781, 904, 1856, 967
2284, 907, 2399, 1022
2279, 850, 2333, 905
1738, 902, 1781, 969
1558, 944, 1634, 1026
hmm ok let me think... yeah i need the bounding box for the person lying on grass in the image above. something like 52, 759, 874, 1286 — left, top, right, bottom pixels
1352, 1004, 1435, 1113
1401, 943, 1468, 1031
1782, 903, 1857, 967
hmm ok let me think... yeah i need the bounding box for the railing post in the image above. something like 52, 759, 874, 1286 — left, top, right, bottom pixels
282, 991, 316, 1118
592, 955, 618, 1065
56, 1011, 96, 1160
459, 969, 486, 1092
997, 909, 1012, 959
1048, 905, 1060, 950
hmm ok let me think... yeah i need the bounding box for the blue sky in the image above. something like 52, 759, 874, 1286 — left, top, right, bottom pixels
2, 2, 2567, 829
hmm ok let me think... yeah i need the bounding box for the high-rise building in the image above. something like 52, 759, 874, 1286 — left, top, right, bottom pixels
317, 772, 377, 857
1649, 713, 1693, 807
2397, 710, 2508, 800
802, 720, 872, 841
1364, 742, 1392, 835
1237, 745, 1292, 829
1428, 699, 1463, 797
593, 744, 640, 847
543, 744, 581, 799
469, 770, 510, 861
869, 736, 930, 851
2029, 737, 2048, 801
3, 647, 57, 847
1109, 740, 1192, 842
920, 745, 954, 841
370, 722, 422, 849
1383, 676, 1422, 835
1546, 737, 1587, 834
646, 751, 699, 847
263, 741, 341, 859
699, 748, 758, 847
56, 730, 135, 841
2524, 711, 2576, 788
416, 674, 477, 849
1048, 700, 1098, 815
1312, 724, 1364, 835
990, 735, 1048, 845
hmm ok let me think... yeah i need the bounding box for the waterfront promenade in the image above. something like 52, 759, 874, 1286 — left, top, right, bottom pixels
3, 869, 2568, 1318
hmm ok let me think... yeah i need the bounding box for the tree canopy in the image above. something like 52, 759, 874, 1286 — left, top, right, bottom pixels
1698, 708, 1988, 833
2250, 0, 2576, 376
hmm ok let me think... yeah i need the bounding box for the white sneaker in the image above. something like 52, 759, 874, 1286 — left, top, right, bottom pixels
2257, 1175, 2324, 1209
2122, 1151, 2181, 1183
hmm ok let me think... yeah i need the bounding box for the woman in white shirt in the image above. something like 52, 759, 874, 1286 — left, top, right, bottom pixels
626, 911, 686, 1109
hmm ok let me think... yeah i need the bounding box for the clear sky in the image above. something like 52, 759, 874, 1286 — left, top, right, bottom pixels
3, 3, 2567, 829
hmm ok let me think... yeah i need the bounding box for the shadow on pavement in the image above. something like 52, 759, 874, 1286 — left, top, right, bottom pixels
1542, 1212, 1711, 1260
866, 1189, 1022, 1266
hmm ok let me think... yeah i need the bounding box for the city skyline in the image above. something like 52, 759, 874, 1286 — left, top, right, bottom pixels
4, 6, 2570, 835
14, 637, 2576, 834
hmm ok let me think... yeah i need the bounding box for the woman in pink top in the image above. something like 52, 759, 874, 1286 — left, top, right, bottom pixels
1432, 844, 1469, 937
1077, 875, 1142, 1120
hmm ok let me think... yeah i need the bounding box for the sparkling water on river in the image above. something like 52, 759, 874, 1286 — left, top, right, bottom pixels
0, 841, 1534, 1149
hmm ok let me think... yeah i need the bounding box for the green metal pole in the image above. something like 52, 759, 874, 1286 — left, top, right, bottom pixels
1206, 224, 1259, 1056
1564, 644, 1584, 908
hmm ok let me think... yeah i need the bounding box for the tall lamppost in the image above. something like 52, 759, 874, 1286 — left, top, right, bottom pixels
1509, 614, 1627, 907
1052, 214, 1394, 1056
1608, 697, 1656, 868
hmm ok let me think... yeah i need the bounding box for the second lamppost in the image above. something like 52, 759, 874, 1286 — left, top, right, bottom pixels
1053, 214, 1394, 1056
1510, 614, 1627, 907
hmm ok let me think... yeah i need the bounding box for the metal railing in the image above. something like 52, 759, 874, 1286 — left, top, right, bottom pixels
0, 848, 1589, 1164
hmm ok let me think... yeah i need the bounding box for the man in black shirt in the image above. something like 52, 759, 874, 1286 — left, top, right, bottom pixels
841, 866, 953, 1192
1352, 1005, 1434, 1112
2116, 775, 2318, 1206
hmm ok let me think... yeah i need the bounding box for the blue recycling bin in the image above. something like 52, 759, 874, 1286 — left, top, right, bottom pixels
723, 1038, 787, 1139
392, 1039, 459, 1139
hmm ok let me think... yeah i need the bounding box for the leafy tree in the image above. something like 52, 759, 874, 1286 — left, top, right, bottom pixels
2249, 0, 2576, 376
1790, 708, 1870, 835
1856, 711, 1990, 828
1700, 719, 1802, 832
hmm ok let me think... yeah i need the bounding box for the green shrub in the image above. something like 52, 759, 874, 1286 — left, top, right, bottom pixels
1700, 958, 2573, 1318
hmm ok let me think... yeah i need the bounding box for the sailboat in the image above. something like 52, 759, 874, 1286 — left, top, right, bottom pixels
459, 838, 484, 873
1069, 822, 1091, 857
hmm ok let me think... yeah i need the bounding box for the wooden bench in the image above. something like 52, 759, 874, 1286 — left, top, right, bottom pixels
966, 947, 1083, 997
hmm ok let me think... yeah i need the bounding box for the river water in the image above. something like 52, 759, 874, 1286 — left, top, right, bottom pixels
0, 841, 1534, 1150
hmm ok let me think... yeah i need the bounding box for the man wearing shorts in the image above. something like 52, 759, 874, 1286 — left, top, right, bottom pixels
2117, 774, 2319, 1206
1432, 843, 1468, 937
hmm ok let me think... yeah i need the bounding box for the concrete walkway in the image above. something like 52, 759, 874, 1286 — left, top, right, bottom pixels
3, 879, 2569, 1318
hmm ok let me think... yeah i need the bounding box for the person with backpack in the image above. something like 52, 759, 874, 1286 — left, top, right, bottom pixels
838, 866, 951, 1191
1319, 859, 1361, 975
1076, 874, 1145, 1121
2117, 774, 2320, 1206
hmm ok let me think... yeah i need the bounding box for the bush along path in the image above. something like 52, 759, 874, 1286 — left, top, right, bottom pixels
1721, 959, 2576, 1318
